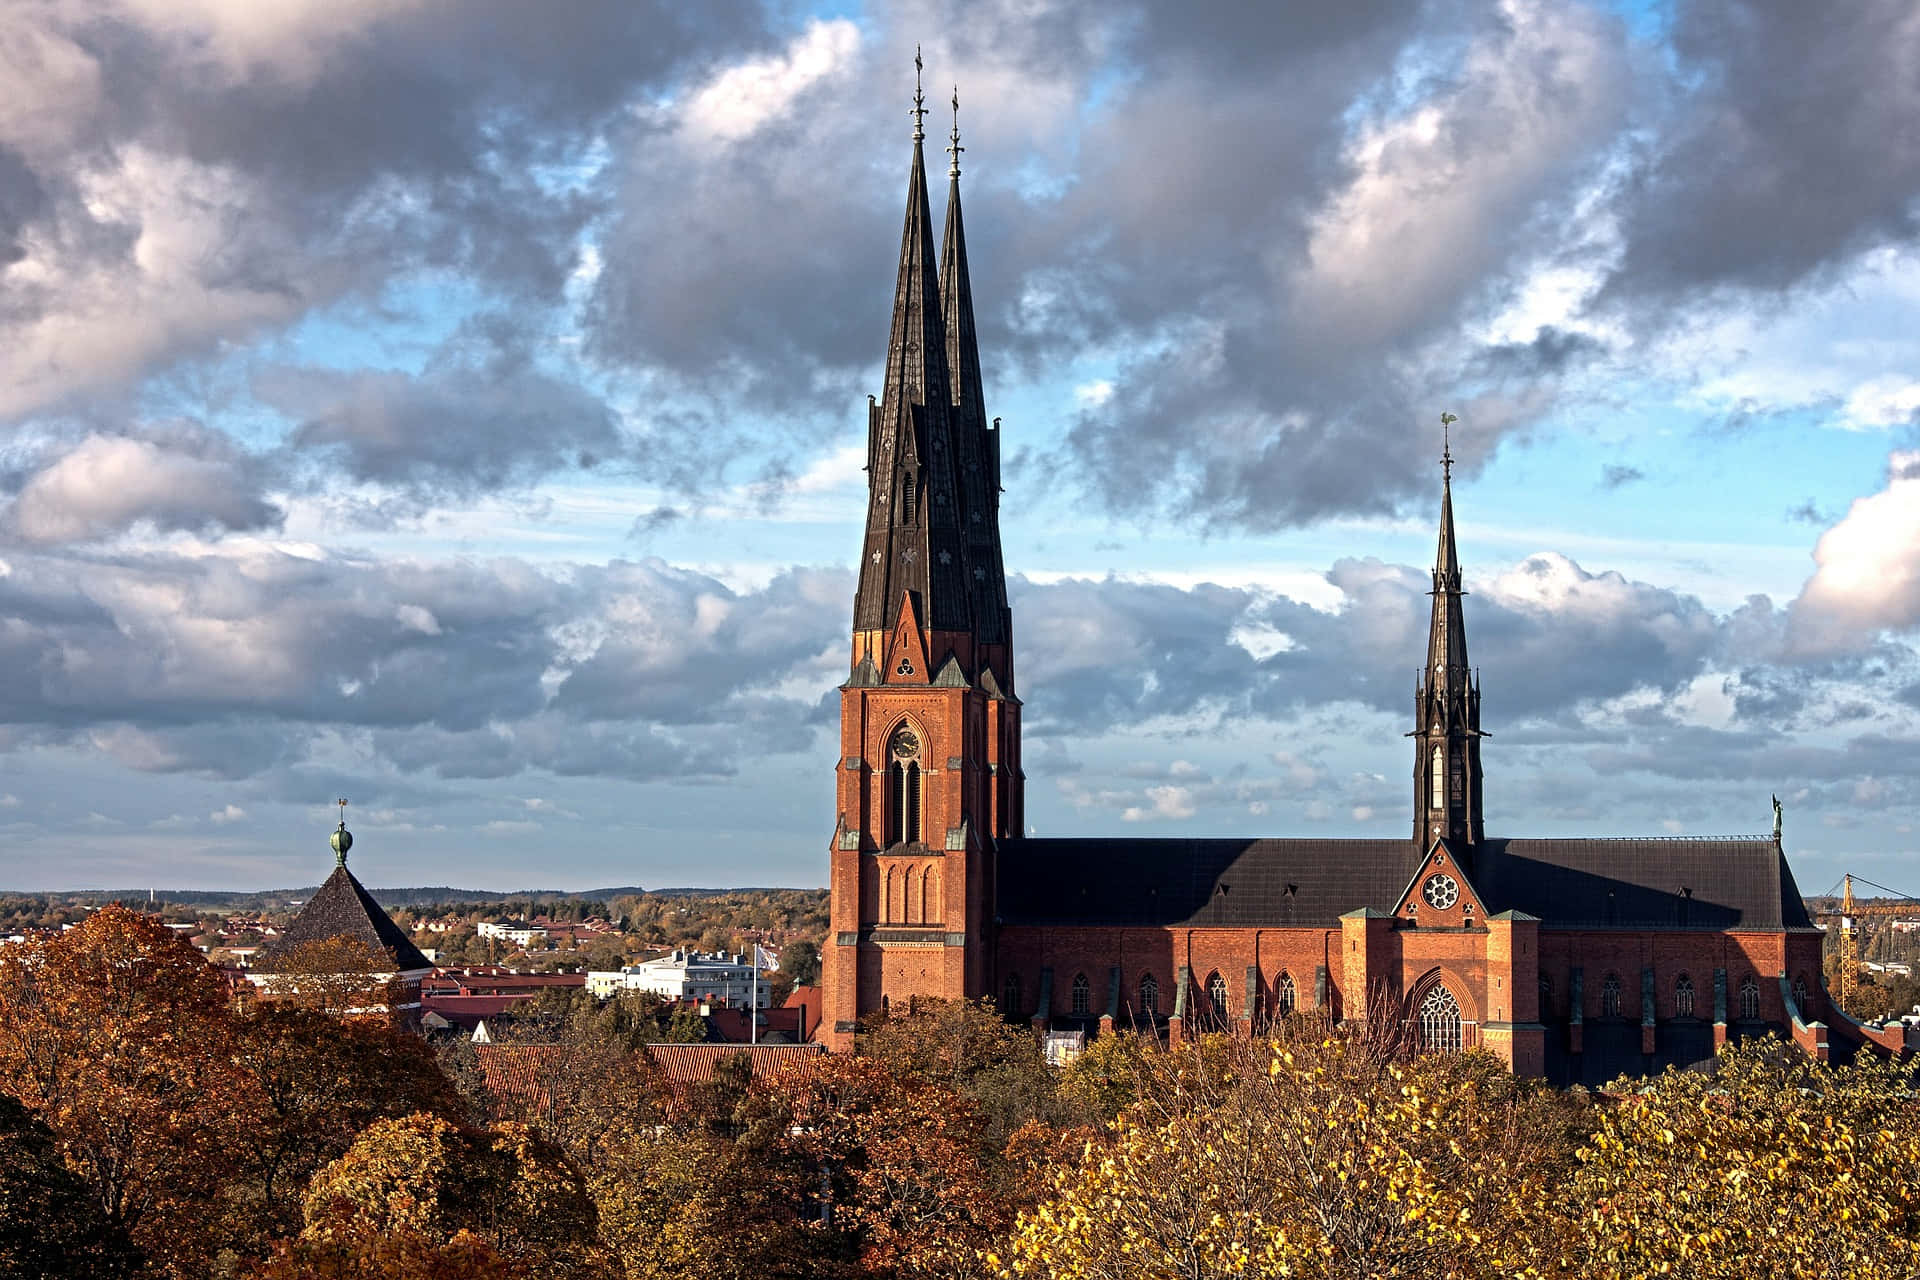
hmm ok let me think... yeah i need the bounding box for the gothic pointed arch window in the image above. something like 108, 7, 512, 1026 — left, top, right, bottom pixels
1792, 973, 1809, 1015
921, 863, 938, 923
1138, 973, 1159, 1019
1601, 972, 1622, 1018
1206, 971, 1230, 1021
902, 473, 918, 521
1739, 975, 1761, 1021
1070, 973, 1091, 1017
1275, 971, 1297, 1017
1418, 984, 1462, 1053
1538, 974, 1553, 1018
883, 865, 900, 922
1675, 973, 1695, 1018
1430, 746, 1445, 809
887, 725, 923, 847
1002, 973, 1022, 1019
902, 865, 921, 924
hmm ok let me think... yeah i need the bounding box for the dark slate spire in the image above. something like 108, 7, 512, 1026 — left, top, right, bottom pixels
1415, 414, 1484, 848
940, 89, 1011, 651
1427, 443, 1469, 677
853, 55, 971, 637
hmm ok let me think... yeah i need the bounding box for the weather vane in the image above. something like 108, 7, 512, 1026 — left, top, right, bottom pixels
911, 47, 927, 141
1440, 412, 1457, 480
948, 87, 963, 178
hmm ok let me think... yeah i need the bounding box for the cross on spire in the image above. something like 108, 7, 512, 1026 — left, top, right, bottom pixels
911, 47, 927, 141
948, 87, 963, 179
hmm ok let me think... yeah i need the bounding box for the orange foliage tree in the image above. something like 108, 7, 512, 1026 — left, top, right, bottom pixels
0, 905, 254, 1275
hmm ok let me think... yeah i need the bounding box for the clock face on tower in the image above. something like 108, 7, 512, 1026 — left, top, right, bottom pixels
1422, 874, 1460, 910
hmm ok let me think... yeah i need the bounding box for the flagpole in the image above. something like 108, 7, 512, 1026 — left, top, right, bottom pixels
751, 946, 759, 1045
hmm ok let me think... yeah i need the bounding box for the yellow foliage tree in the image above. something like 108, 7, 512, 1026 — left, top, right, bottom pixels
1560, 1040, 1920, 1279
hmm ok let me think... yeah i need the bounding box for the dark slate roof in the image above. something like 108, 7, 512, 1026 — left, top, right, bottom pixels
995, 838, 1420, 929
995, 834, 1814, 932
256, 865, 432, 972
1474, 837, 1814, 930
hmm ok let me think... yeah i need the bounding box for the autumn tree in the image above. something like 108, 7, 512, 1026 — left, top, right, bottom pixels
1561, 1039, 1920, 1279
252, 935, 406, 1017
228, 1005, 462, 1253
863, 999, 1077, 1146
0, 1094, 144, 1278
1000, 1028, 1584, 1280
0, 905, 254, 1275
784, 1053, 1013, 1278
264, 1112, 613, 1280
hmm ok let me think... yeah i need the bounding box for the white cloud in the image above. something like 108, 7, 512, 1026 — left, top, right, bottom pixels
681, 19, 859, 144
1790, 451, 1920, 652
210, 803, 246, 824
9, 432, 276, 544
1841, 376, 1920, 430
1122, 784, 1196, 822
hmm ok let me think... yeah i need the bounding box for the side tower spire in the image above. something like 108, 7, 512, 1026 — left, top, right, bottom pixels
851, 49, 970, 642
940, 88, 1013, 663
1413, 415, 1485, 850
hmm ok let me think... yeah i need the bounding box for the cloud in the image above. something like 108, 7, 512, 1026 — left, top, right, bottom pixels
1600, 464, 1644, 490
0, 0, 765, 419
1788, 451, 1920, 653
263, 319, 624, 499
5, 425, 280, 544
0, 539, 849, 785
1015, 546, 1731, 742
1604, 0, 1920, 300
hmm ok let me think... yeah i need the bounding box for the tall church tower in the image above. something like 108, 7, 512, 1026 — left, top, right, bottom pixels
1413, 435, 1485, 851
823, 76, 1022, 1051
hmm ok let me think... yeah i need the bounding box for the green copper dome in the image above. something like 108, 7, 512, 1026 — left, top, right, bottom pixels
330, 822, 353, 865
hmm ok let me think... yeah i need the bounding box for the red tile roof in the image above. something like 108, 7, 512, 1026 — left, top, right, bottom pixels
473, 1044, 567, 1115
642, 1043, 823, 1086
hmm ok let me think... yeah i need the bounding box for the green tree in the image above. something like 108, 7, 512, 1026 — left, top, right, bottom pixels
781, 940, 821, 986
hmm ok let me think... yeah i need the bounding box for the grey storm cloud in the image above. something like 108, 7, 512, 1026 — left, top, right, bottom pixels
262, 319, 625, 498
1603, 0, 1920, 301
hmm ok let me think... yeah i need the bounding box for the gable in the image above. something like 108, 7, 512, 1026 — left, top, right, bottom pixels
1391, 840, 1488, 928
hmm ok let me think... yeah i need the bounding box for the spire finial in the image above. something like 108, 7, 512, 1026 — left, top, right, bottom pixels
947, 86, 963, 179
330, 797, 353, 867
1439, 412, 1457, 483
911, 47, 927, 142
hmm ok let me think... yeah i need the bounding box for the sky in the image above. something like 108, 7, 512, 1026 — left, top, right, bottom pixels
1, 0, 1918, 895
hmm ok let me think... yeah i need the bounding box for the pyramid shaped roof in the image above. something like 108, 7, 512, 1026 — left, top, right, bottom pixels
256, 863, 431, 973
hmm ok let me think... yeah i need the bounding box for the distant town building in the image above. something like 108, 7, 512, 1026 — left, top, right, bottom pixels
477, 920, 549, 947
587, 948, 771, 1008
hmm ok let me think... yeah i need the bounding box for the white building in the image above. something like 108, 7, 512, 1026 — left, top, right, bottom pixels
586, 948, 770, 1008
477, 920, 548, 947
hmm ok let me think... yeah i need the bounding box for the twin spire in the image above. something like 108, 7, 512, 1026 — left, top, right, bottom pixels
852, 56, 1009, 658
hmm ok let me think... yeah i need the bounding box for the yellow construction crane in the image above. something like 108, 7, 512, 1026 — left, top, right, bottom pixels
1809, 874, 1920, 1012
1841, 874, 1858, 1010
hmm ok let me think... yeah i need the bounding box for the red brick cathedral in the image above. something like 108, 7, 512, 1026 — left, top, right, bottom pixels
822, 92, 1871, 1082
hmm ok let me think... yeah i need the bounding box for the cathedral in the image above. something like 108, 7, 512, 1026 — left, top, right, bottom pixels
820, 86, 1877, 1082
